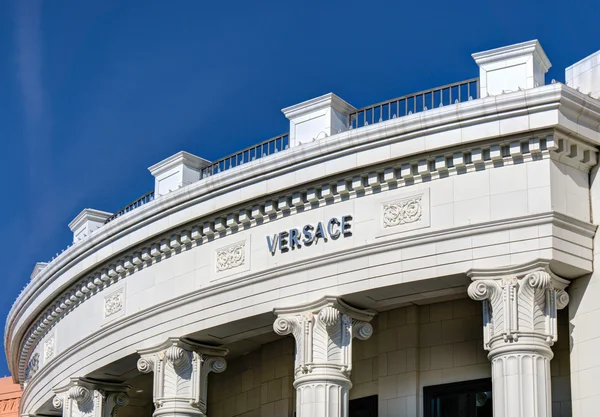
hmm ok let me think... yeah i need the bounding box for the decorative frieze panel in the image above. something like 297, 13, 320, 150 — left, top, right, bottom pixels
216, 241, 245, 272
44, 335, 55, 364
103, 287, 125, 320
383, 195, 423, 228
213, 239, 251, 280
379, 189, 430, 236
24, 352, 39, 383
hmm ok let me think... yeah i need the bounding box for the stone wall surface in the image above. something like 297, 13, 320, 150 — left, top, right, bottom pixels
207, 299, 571, 417
566, 50, 600, 99
568, 163, 600, 417
208, 338, 295, 417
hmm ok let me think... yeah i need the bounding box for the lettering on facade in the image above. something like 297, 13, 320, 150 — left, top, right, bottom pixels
267, 215, 352, 255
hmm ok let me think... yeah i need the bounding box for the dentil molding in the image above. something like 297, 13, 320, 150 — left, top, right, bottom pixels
12, 130, 598, 384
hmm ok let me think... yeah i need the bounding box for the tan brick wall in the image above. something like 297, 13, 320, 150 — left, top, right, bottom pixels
208, 338, 294, 417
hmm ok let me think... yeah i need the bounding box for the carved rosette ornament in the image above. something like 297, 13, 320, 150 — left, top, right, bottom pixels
273, 296, 375, 417
382, 196, 423, 228
467, 265, 570, 417
53, 378, 130, 417
136, 338, 228, 417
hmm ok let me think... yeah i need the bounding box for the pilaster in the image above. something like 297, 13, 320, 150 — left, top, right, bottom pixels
273, 296, 375, 417
52, 378, 130, 417
137, 338, 228, 417
467, 262, 569, 417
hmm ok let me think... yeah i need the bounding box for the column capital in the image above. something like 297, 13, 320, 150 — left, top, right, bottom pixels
137, 337, 228, 417
273, 296, 375, 379
273, 296, 375, 417
53, 377, 130, 417
467, 261, 569, 354
273, 295, 376, 326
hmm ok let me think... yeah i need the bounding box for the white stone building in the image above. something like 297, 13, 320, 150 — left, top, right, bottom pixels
6, 40, 600, 417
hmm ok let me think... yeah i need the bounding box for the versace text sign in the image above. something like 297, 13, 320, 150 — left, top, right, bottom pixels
267, 215, 352, 255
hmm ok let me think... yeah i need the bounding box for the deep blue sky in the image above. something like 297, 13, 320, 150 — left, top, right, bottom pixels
1, 0, 599, 376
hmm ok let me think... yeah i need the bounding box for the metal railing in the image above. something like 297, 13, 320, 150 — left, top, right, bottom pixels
200, 133, 290, 179
102, 134, 290, 224
101, 80, 478, 225
104, 190, 155, 224
349, 78, 479, 129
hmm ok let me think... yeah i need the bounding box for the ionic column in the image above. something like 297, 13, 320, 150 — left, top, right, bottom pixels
273, 296, 375, 417
468, 266, 570, 417
137, 338, 228, 417
53, 377, 130, 417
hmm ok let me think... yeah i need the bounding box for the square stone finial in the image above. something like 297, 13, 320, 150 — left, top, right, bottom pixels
472, 40, 551, 97
30, 262, 48, 280
68, 208, 112, 243
566, 49, 600, 99
282, 93, 355, 148
148, 151, 211, 197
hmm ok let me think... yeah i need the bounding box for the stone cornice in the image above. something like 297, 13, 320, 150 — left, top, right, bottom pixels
17, 210, 595, 407
8, 131, 597, 385
6, 83, 600, 382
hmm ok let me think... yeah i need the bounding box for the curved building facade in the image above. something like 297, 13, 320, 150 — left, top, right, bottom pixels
6, 40, 600, 417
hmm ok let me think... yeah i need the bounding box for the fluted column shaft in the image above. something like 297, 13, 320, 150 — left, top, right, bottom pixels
274, 296, 375, 417
137, 338, 228, 417
53, 378, 130, 417
468, 268, 569, 417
